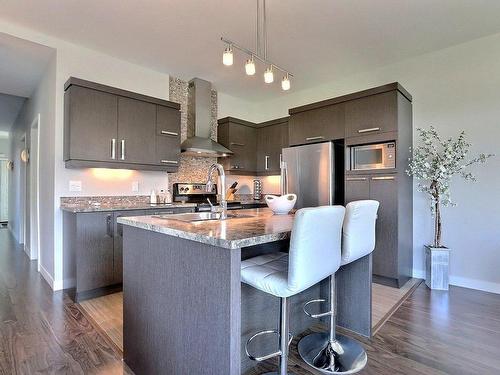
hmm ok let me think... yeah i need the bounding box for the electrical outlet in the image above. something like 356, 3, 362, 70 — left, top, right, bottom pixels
69, 180, 82, 192
132, 181, 139, 193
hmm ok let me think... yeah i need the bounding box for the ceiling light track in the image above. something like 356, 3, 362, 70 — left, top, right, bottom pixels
220, 0, 293, 91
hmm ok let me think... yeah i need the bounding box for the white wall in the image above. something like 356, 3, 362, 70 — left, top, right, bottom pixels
8, 53, 56, 281
0, 21, 173, 289
0, 137, 10, 157
227, 32, 500, 293
53, 44, 173, 288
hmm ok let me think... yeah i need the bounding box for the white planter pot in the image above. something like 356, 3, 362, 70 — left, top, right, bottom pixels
425, 245, 450, 290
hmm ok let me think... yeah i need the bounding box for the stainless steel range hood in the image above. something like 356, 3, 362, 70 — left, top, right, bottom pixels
181, 78, 233, 157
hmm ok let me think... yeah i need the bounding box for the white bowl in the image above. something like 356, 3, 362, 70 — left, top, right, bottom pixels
265, 194, 297, 215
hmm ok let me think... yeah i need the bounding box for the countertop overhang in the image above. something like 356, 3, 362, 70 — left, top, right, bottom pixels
117, 208, 293, 249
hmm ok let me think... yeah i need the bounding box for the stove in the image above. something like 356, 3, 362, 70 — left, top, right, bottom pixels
173, 183, 242, 212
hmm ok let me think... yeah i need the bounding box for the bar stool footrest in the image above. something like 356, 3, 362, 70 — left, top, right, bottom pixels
245, 329, 293, 362
303, 299, 333, 319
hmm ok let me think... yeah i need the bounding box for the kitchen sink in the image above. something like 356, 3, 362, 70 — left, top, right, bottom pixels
154, 212, 254, 222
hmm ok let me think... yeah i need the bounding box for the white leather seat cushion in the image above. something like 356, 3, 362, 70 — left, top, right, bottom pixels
341, 200, 379, 266
241, 252, 295, 298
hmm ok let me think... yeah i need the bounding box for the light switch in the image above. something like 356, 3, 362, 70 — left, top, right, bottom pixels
69, 180, 82, 192
132, 181, 139, 193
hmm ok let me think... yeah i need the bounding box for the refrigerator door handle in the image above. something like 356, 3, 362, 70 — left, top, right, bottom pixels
280, 160, 288, 195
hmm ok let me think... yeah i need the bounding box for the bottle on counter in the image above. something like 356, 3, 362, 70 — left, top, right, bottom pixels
165, 188, 172, 203
158, 189, 166, 204
150, 189, 157, 204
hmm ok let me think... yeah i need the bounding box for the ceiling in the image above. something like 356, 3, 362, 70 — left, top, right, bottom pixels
0, 93, 26, 133
1, 1, 500, 101
0, 32, 55, 98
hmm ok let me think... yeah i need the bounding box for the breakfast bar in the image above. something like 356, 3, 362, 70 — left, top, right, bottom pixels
118, 208, 372, 375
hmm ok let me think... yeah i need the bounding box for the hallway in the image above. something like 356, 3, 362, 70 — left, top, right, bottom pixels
0, 229, 130, 374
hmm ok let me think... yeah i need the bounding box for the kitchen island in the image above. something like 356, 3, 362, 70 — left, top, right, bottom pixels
118, 208, 372, 375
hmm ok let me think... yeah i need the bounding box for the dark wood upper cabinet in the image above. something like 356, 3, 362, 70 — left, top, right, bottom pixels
64, 77, 181, 171
256, 118, 289, 175
64, 85, 118, 162
218, 117, 288, 175
288, 103, 345, 146
217, 117, 257, 173
117, 97, 157, 165
156, 105, 181, 171
345, 91, 398, 138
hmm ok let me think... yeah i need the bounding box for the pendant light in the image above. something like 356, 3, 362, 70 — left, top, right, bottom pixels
245, 56, 256, 75
281, 74, 291, 91
221, 0, 293, 91
222, 45, 233, 66
264, 66, 274, 83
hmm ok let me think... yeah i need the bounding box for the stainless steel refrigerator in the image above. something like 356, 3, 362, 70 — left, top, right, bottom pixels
281, 142, 344, 209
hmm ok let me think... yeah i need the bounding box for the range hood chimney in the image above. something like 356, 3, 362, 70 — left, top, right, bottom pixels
181, 78, 233, 157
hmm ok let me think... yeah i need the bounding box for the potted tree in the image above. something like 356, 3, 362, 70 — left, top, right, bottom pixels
407, 127, 493, 290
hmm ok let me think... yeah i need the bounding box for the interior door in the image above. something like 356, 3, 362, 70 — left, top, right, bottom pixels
282, 142, 332, 209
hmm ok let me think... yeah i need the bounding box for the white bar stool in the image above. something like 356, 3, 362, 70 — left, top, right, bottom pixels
297, 200, 379, 374
241, 206, 345, 375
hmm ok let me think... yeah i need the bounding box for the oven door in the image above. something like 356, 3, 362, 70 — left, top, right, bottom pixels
351, 143, 395, 170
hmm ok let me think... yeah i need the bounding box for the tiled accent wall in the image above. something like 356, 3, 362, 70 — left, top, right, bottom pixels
167, 77, 217, 189
167, 76, 280, 196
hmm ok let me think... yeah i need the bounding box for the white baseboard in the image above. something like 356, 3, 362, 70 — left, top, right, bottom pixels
412, 268, 500, 294
39, 263, 55, 290
39, 264, 75, 291
449, 276, 500, 295
412, 269, 425, 279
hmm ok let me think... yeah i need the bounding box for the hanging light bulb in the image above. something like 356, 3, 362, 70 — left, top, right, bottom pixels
222, 45, 233, 66
264, 66, 274, 83
281, 74, 291, 91
245, 56, 256, 75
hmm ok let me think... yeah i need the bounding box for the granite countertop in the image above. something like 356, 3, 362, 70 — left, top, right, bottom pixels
117, 208, 293, 250
60, 201, 197, 213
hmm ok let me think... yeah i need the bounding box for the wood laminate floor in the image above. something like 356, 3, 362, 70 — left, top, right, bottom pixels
2, 228, 500, 374
0, 229, 131, 374
78, 277, 422, 353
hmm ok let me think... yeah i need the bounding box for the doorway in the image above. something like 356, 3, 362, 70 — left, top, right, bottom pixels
29, 115, 40, 265
0, 158, 8, 227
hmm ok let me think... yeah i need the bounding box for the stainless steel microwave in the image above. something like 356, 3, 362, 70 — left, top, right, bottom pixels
347, 142, 396, 171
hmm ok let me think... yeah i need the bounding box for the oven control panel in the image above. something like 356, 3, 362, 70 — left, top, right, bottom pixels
174, 183, 217, 195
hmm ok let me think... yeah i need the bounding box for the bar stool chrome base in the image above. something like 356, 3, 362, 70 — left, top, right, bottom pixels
298, 332, 367, 374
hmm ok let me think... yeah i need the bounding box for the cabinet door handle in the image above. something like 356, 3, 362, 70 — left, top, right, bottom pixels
111, 139, 116, 159
231, 165, 243, 169
371, 176, 395, 180
358, 127, 381, 133
346, 177, 367, 181
116, 215, 123, 237
265, 155, 270, 170
120, 139, 125, 160
106, 214, 114, 238
305, 136, 324, 141
160, 160, 178, 164
161, 130, 179, 136
230, 142, 245, 146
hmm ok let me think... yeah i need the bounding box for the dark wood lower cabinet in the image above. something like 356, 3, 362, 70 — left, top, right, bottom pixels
75, 212, 115, 294
369, 176, 400, 284
64, 207, 195, 301
345, 173, 411, 288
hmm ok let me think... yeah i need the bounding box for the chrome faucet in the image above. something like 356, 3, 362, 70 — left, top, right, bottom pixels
206, 163, 227, 219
